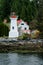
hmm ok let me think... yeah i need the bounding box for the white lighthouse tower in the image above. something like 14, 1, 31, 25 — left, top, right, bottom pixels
9, 12, 19, 38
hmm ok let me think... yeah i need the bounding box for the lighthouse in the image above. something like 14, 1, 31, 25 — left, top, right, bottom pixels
9, 12, 19, 38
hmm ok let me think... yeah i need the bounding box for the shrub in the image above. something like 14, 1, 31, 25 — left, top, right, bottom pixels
18, 33, 30, 40
0, 23, 9, 37
31, 30, 40, 39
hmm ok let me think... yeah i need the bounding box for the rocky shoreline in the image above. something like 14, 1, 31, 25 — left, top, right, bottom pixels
0, 38, 43, 53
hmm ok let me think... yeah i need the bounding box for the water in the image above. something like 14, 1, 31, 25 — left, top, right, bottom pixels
0, 53, 43, 65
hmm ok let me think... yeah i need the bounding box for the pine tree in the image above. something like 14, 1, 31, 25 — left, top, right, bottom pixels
37, 0, 43, 38
0, 0, 5, 21
11, 0, 38, 23
2, 0, 11, 18
0, 0, 11, 21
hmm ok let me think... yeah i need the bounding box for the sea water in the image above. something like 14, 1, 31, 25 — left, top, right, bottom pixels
0, 53, 43, 65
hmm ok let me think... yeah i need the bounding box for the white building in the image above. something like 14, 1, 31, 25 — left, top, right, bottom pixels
9, 12, 30, 38
9, 13, 19, 38
17, 20, 30, 36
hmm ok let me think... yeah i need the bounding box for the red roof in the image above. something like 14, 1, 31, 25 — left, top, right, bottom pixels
11, 15, 17, 18
17, 20, 28, 24
17, 19, 22, 24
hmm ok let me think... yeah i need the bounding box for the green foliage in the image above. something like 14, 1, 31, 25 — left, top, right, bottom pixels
29, 19, 38, 30
0, 0, 39, 23
18, 33, 30, 40
37, 0, 43, 38
11, 0, 38, 23
0, 0, 43, 38
0, 0, 11, 20
0, 23, 9, 37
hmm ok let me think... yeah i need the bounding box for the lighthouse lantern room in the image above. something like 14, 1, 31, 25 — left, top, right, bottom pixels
9, 12, 19, 38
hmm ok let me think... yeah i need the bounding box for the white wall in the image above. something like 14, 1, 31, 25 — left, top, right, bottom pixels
18, 21, 29, 30
9, 18, 19, 38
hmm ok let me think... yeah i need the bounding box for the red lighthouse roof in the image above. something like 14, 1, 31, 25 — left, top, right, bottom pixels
11, 15, 17, 18
10, 12, 17, 18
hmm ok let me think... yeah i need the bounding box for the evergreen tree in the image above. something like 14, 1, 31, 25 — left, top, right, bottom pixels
11, 0, 38, 23
0, 0, 11, 21
2, 0, 11, 19
37, 0, 43, 38
0, 0, 5, 21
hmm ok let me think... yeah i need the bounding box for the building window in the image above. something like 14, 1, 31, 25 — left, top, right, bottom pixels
25, 27, 27, 30
12, 26, 14, 29
21, 23, 24, 25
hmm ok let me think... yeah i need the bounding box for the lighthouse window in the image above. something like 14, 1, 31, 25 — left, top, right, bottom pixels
25, 27, 27, 30
21, 23, 24, 25
12, 26, 14, 29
